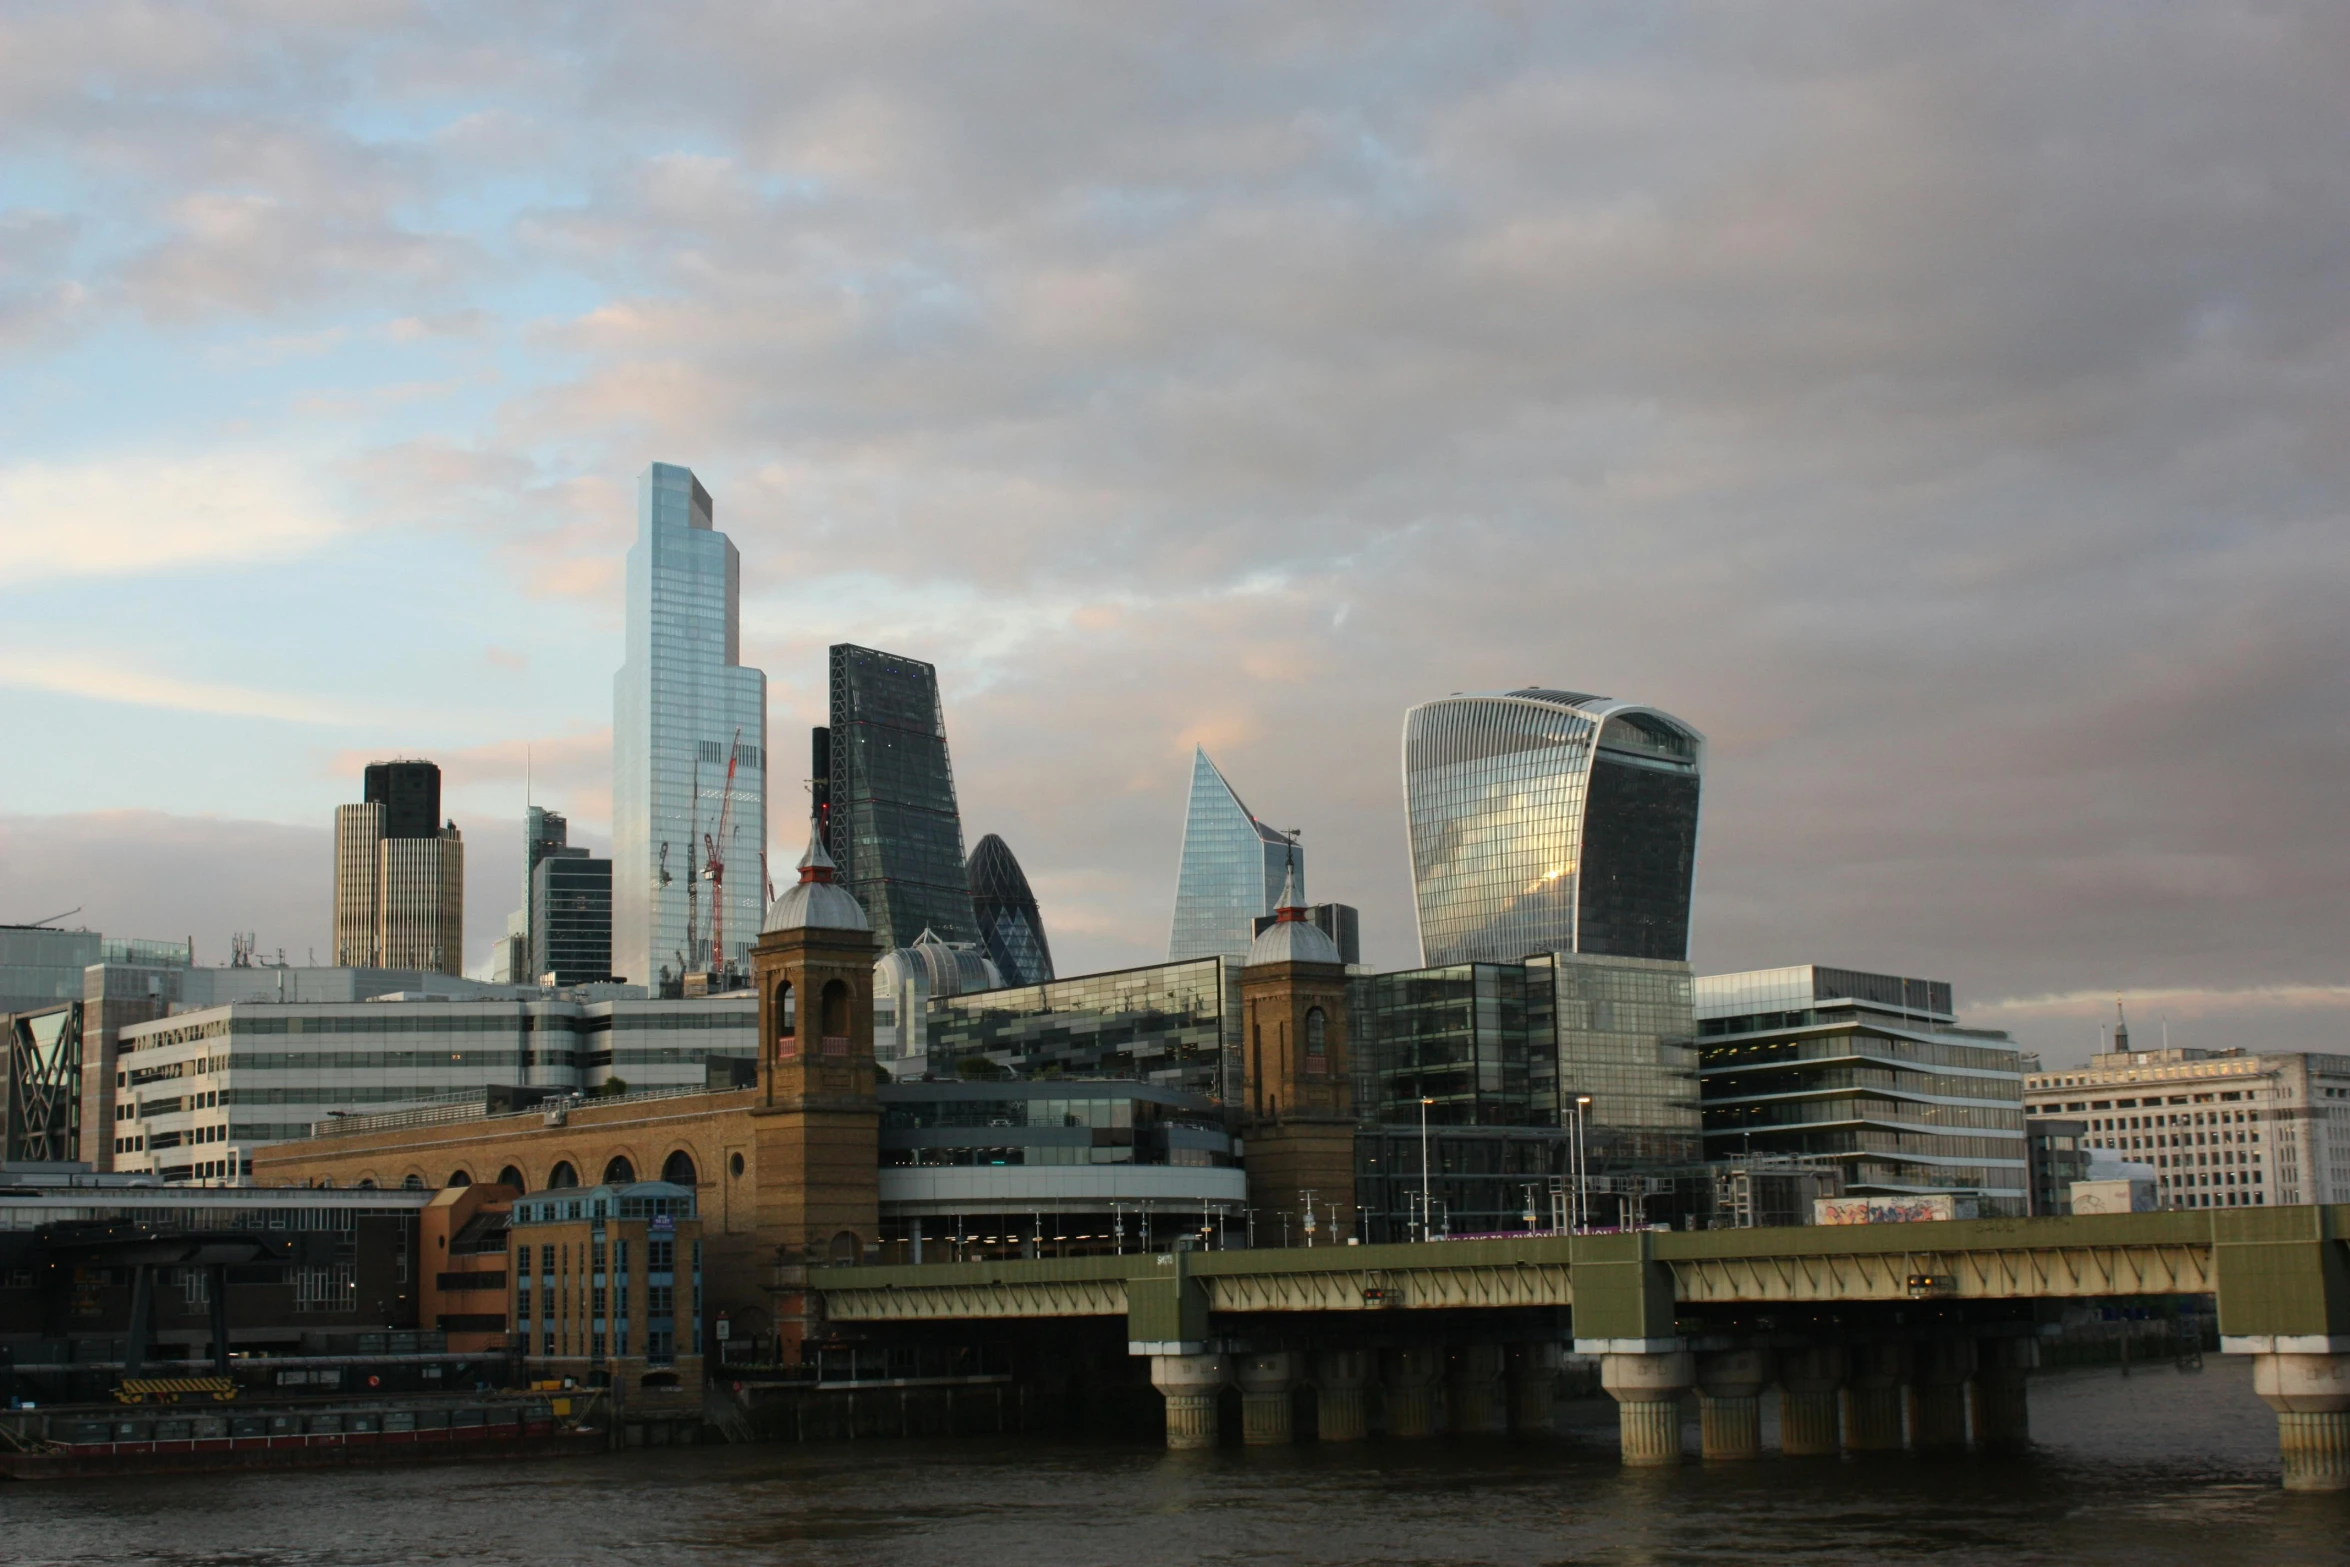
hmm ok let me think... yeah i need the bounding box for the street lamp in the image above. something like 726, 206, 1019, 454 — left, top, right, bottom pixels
1419, 1096, 1437, 1244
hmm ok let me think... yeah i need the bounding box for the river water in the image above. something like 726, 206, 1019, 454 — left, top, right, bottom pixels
7, 1358, 2341, 1567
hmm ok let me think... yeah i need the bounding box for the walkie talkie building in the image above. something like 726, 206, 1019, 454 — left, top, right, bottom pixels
1403, 689, 1703, 967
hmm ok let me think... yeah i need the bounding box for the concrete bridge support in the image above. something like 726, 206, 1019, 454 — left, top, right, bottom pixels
2251, 1353, 2350, 1492
1842, 1340, 1910, 1453
1150, 1353, 1229, 1450
1382, 1346, 1443, 1438
1448, 1344, 1507, 1435
1775, 1343, 1845, 1456
1602, 1350, 1694, 1467
1314, 1348, 1371, 1442
1507, 1342, 1558, 1435
1969, 1334, 2036, 1450
1237, 1351, 1300, 1446
1695, 1347, 1771, 1461
1907, 1336, 1976, 1451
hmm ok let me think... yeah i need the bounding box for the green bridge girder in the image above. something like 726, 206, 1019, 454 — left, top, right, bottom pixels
806, 1205, 2350, 1350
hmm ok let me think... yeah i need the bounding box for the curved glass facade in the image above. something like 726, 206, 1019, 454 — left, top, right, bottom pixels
1168, 747, 1299, 964
1403, 690, 1702, 967
967, 833, 1054, 987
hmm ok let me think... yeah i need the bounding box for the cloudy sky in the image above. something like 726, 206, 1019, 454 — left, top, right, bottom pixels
3, 3, 2346, 1065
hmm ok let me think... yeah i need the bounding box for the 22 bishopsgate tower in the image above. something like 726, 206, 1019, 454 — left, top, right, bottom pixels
1403, 689, 1703, 967
612, 463, 768, 990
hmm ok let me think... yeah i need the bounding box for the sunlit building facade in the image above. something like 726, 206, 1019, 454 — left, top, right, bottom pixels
1403, 689, 1703, 968
1168, 747, 1301, 965
612, 464, 767, 992
826, 645, 976, 953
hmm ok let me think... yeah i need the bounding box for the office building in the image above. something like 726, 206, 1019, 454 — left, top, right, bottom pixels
967, 834, 1055, 987
1696, 965, 2028, 1216
533, 853, 614, 986
926, 957, 1242, 1102
1403, 689, 1703, 967
1, 925, 102, 1016
1253, 903, 1361, 967
2023, 1046, 2350, 1209
824, 645, 976, 952
2027, 1117, 2091, 1215
110, 990, 755, 1183
613, 463, 768, 993
5, 1005, 82, 1163
509, 1179, 705, 1398
333, 761, 464, 975
1168, 747, 1300, 964
1543, 952, 1703, 1169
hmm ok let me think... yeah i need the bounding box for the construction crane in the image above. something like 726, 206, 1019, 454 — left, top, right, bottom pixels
683, 754, 703, 973
701, 728, 744, 984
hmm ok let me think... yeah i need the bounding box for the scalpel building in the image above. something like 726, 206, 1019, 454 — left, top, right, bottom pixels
1403, 689, 1704, 968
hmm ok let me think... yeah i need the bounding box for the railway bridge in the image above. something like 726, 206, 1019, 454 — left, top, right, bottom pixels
806, 1205, 2350, 1489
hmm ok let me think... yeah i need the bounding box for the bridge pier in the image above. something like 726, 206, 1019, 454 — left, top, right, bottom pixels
1775, 1343, 1844, 1456
1601, 1349, 1694, 1467
1448, 1344, 1507, 1435
1149, 1353, 1229, 1450
1907, 1336, 1975, 1451
1969, 1333, 2035, 1450
1507, 1342, 1559, 1435
2249, 1352, 2350, 1492
1696, 1347, 1771, 1461
1314, 1348, 1371, 1441
1237, 1351, 1300, 1445
1382, 1346, 1442, 1438
1842, 1340, 1910, 1453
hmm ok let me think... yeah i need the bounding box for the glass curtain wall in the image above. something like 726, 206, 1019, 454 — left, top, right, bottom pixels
966, 833, 1055, 986
1167, 746, 1299, 963
827, 645, 976, 952
612, 464, 767, 992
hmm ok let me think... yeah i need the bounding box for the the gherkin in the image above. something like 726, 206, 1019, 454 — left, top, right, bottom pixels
966, 833, 1054, 987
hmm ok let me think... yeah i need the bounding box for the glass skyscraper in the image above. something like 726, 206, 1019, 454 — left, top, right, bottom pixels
967, 833, 1054, 987
826, 644, 975, 952
612, 463, 767, 991
1167, 746, 1301, 964
1403, 689, 1703, 968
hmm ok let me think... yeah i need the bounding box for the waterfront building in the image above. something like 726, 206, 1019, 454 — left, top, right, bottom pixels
1402, 689, 1703, 967
110, 989, 754, 1183
2023, 1047, 2350, 1209
1168, 747, 1301, 965
824, 645, 977, 953
925, 956, 1242, 1102
2027, 1116, 2091, 1215
1252, 903, 1361, 967
1696, 965, 2028, 1216
1542, 952, 1703, 1170
333, 762, 464, 975
872, 930, 1002, 1075
509, 1179, 705, 1400
612, 463, 768, 993
966, 834, 1055, 987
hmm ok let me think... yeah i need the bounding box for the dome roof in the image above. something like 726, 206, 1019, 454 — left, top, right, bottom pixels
762, 819, 872, 935
1244, 861, 1340, 968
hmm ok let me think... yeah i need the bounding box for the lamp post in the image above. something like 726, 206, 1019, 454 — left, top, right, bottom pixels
1419, 1096, 1437, 1244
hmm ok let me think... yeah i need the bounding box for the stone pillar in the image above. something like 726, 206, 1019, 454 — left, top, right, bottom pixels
1314, 1348, 1371, 1442
1601, 1350, 1695, 1467
1382, 1345, 1442, 1438
2252, 1353, 2350, 1492
1970, 1335, 2036, 1451
1907, 1336, 1976, 1451
1775, 1342, 1845, 1456
1507, 1342, 1559, 1435
1842, 1339, 1910, 1453
1696, 1347, 1771, 1461
1448, 1344, 1507, 1435
1150, 1353, 1229, 1450
1237, 1351, 1300, 1446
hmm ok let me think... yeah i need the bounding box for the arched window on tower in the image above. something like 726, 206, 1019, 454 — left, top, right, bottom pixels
820, 979, 851, 1056
1305, 1007, 1327, 1075
774, 979, 797, 1059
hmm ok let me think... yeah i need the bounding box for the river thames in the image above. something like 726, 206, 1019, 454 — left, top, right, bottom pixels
6, 1359, 2339, 1567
